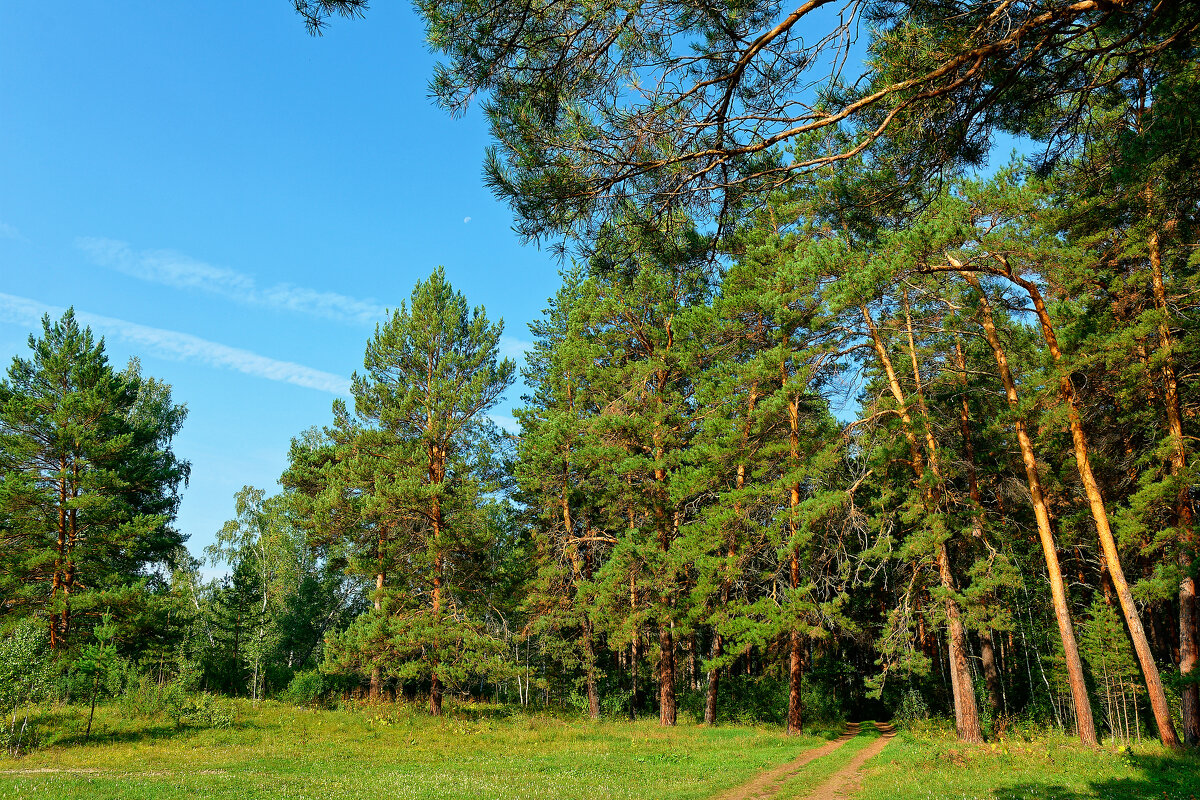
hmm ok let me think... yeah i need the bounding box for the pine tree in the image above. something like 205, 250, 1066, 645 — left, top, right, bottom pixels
321, 268, 515, 715
517, 269, 609, 718
0, 311, 189, 649
545, 222, 712, 726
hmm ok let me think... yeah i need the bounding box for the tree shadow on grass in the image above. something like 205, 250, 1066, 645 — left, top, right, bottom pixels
88, 718, 267, 747
32, 710, 268, 752
993, 750, 1200, 800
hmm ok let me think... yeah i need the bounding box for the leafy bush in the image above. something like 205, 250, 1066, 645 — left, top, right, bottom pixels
1, 715, 41, 757
893, 687, 931, 730
281, 670, 326, 707
116, 677, 234, 729
0, 621, 53, 716
676, 674, 786, 725
801, 681, 846, 728
118, 675, 171, 718
164, 689, 234, 729
0, 621, 55, 755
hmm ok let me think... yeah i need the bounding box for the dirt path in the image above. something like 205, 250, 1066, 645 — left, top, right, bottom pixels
712, 722, 862, 800
801, 721, 895, 800
712, 721, 895, 800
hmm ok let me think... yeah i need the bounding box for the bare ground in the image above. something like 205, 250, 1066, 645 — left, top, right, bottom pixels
802, 722, 895, 800
712, 722, 862, 800
713, 721, 895, 800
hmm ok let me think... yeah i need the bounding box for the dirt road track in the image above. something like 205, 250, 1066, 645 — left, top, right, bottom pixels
713, 721, 895, 800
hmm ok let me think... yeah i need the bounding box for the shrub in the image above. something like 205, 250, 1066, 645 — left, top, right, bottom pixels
164, 689, 234, 729
281, 670, 326, 707
893, 687, 931, 730
117, 677, 234, 729
0, 621, 53, 716
801, 681, 846, 728
0, 621, 55, 755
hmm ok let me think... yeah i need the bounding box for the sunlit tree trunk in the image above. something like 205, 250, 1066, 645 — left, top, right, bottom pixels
988, 257, 1179, 748
953, 341, 1004, 715
863, 305, 982, 743
1147, 227, 1198, 745
786, 392, 805, 736
961, 271, 1096, 745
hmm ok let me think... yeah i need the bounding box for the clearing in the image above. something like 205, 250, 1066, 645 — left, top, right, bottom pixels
0, 704, 1197, 799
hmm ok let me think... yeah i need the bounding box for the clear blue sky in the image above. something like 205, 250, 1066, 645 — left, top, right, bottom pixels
0, 3, 559, 566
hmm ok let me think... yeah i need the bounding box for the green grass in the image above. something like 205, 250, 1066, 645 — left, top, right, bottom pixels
5, 704, 1200, 800
771, 723, 883, 798
855, 726, 1200, 800
0, 700, 834, 800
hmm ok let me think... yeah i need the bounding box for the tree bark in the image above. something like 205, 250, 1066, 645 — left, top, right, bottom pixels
787, 550, 804, 735
658, 623, 677, 726
430, 544, 443, 717
979, 630, 1003, 714
370, 565, 384, 700
85, 671, 98, 743
562, 493, 600, 720
961, 271, 1096, 745
1148, 227, 1198, 746
785, 388, 806, 735
630, 571, 639, 721
704, 631, 721, 725
582, 542, 600, 720
953, 340, 1004, 716
51, 461, 66, 650
429, 436, 446, 717
865, 303, 982, 742
984, 257, 1180, 748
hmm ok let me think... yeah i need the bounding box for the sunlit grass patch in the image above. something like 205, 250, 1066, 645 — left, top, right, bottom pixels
855, 727, 1200, 800
0, 700, 833, 800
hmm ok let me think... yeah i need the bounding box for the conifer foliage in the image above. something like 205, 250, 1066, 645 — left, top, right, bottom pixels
309, 268, 516, 715
0, 311, 189, 650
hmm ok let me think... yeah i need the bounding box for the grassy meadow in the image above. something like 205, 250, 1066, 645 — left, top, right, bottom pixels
1, 702, 1198, 800
856, 726, 1200, 800
0, 700, 832, 800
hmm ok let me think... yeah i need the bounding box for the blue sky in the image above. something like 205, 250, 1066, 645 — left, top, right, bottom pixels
0, 3, 560, 565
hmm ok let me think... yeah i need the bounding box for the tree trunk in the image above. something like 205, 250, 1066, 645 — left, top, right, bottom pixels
688, 633, 699, 691
1148, 227, 1198, 746
430, 545, 443, 717
993, 259, 1180, 748
64, 473, 79, 645
979, 630, 1002, 714
865, 304, 982, 743
85, 671, 98, 743
659, 623, 676, 726
1183, 570, 1198, 746
783, 372, 810, 736
704, 632, 721, 725
787, 551, 804, 735
562, 494, 600, 720
630, 572, 639, 721
706, 387, 759, 726
962, 271, 1097, 745
953, 341, 1003, 715
51, 462, 66, 650
583, 616, 600, 720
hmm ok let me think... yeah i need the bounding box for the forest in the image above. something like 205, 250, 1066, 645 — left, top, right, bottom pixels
1, 0, 1199, 787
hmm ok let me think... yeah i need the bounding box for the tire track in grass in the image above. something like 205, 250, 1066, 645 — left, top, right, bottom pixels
799, 722, 896, 800
711, 722, 862, 800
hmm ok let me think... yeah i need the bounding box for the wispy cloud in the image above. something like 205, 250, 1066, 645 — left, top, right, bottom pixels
500, 335, 532, 362
76, 237, 388, 325
0, 222, 24, 241
0, 293, 351, 396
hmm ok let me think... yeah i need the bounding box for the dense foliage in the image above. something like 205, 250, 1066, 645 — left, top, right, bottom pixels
1, 0, 1198, 760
